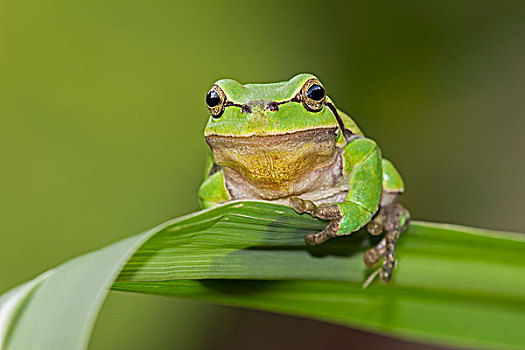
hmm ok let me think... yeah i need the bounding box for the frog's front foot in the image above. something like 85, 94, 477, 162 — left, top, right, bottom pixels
290, 197, 340, 220
290, 197, 342, 246
305, 221, 341, 245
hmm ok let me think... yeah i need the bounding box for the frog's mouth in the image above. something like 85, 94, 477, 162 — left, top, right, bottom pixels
206, 127, 339, 190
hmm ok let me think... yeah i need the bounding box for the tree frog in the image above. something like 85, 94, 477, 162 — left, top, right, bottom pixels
198, 73, 410, 283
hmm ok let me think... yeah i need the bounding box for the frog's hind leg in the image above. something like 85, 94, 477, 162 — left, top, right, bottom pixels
380, 203, 410, 282
364, 201, 410, 283
363, 158, 410, 284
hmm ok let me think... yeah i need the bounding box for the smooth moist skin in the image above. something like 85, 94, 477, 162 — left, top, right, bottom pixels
198, 73, 410, 284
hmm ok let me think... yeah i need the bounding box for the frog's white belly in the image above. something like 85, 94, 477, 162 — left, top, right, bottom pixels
222, 149, 349, 204
207, 127, 351, 204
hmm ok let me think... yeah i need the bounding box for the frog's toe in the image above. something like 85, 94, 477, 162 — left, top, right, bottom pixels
380, 264, 394, 282
364, 237, 386, 268
315, 204, 342, 220
380, 242, 397, 282
367, 208, 386, 235
290, 197, 319, 215
380, 270, 391, 282
367, 221, 383, 235
290, 197, 304, 213
364, 250, 379, 268
305, 233, 320, 245
305, 221, 339, 245
364, 250, 380, 268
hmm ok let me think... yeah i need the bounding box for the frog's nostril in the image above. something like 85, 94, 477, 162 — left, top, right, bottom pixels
241, 105, 252, 114
267, 101, 279, 112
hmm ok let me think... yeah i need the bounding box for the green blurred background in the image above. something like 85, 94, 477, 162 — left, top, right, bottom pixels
1, 1, 524, 349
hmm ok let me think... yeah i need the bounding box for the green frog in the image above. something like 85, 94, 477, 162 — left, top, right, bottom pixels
198, 73, 410, 283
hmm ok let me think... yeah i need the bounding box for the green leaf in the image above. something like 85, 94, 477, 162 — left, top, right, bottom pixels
1, 201, 525, 350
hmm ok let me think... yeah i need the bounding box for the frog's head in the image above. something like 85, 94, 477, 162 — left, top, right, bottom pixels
204, 73, 350, 138
203, 74, 357, 194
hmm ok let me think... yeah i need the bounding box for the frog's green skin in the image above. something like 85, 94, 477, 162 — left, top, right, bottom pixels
198, 73, 410, 283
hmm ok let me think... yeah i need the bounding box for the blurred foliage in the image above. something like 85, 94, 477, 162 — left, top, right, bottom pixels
1, 0, 524, 349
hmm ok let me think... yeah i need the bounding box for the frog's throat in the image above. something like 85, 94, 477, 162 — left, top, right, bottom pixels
206, 127, 340, 198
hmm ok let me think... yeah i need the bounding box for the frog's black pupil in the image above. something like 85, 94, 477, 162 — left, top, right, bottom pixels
307, 84, 325, 101
206, 90, 221, 107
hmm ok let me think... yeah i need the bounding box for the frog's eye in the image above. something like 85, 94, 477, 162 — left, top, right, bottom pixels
307, 84, 325, 101
300, 78, 326, 111
206, 85, 226, 118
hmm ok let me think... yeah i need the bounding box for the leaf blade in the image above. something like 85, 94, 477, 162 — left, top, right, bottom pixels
115, 202, 525, 348
1, 201, 524, 349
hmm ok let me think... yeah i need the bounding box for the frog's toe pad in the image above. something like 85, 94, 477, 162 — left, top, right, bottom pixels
305, 233, 320, 246
364, 249, 381, 268
367, 221, 383, 235
290, 197, 303, 212
380, 268, 392, 282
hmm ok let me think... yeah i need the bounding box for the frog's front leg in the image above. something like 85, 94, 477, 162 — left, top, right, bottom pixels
198, 162, 231, 209
291, 137, 383, 245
